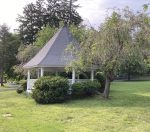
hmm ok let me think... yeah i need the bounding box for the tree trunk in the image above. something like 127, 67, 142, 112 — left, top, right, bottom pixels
0, 68, 4, 86
4, 77, 7, 83
103, 74, 111, 99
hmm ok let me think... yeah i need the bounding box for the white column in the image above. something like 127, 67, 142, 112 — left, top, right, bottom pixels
41, 67, 44, 77
72, 69, 75, 84
27, 69, 31, 92
91, 69, 94, 81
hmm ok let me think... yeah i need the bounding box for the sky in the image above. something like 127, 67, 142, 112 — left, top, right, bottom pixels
0, 0, 149, 32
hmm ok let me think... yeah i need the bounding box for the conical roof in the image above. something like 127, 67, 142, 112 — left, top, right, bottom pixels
23, 26, 77, 69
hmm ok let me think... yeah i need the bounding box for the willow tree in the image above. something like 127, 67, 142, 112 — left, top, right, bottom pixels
119, 46, 147, 81
68, 7, 150, 98
91, 12, 132, 98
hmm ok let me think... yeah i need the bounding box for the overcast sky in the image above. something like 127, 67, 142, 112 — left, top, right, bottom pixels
0, 0, 149, 31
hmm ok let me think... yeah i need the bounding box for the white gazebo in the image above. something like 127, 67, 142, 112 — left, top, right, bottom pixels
23, 26, 96, 92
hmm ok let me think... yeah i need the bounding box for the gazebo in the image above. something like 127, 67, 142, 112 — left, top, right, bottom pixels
23, 26, 95, 92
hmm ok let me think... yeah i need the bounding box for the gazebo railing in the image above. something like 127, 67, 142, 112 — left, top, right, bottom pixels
27, 79, 92, 91
68, 79, 91, 84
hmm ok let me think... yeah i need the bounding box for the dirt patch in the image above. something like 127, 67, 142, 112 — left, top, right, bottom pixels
2, 113, 13, 119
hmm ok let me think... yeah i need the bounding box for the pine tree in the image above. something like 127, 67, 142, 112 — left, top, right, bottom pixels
0, 24, 20, 86
17, 0, 82, 45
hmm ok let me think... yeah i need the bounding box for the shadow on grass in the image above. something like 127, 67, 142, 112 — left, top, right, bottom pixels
32, 86, 150, 108
61, 91, 150, 108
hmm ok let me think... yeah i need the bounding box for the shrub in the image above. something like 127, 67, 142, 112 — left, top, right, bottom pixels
95, 72, 105, 93
32, 76, 69, 104
16, 87, 23, 94
20, 80, 27, 91
71, 83, 85, 98
71, 81, 101, 98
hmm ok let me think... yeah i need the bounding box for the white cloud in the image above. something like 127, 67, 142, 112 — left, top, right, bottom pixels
77, 0, 149, 28
77, 0, 106, 28
0, 0, 36, 31
0, 0, 149, 31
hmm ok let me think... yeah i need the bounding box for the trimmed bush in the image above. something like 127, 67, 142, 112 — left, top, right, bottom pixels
95, 72, 105, 93
20, 80, 27, 91
71, 83, 85, 98
32, 76, 69, 104
16, 87, 23, 94
72, 81, 101, 98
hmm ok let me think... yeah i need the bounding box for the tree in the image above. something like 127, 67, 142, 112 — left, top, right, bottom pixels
65, 24, 91, 74
69, 24, 88, 43
86, 12, 132, 98
17, 0, 82, 44
119, 46, 147, 81
57, 0, 82, 25
17, 45, 40, 64
17, 3, 37, 44
34, 25, 57, 47
4, 34, 21, 78
0, 24, 20, 86
68, 7, 150, 99
13, 45, 40, 79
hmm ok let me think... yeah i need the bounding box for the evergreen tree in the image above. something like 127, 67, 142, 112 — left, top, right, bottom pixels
0, 24, 20, 86
17, 3, 38, 44
17, 0, 82, 45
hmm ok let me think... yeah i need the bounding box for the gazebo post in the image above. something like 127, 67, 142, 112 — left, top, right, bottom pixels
37, 68, 40, 78
91, 69, 94, 81
27, 69, 31, 92
41, 67, 44, 77
72, 69, 75, 84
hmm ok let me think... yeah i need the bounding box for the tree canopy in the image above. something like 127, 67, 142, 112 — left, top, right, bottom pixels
67, 7, 150, 98
34, 25, 57, 47
17, 0, 82, 45
0, 24, 20, 85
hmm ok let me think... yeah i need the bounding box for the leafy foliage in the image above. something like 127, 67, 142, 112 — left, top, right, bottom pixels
67, 7, 150, 98
95, 72, 105, 93
20, 80, 27, 91
16, 87, 24, 94
143, 4, 149, 11
0, 24, 20, 86
32, 76, 69, 104
119, 46, 147, 80
17, 45, 40, 64
13, 45, 40, 78
34, 25, 57, 47
69, 24, 88, 43
17, 0, 82, 44
71, 81, 101, 98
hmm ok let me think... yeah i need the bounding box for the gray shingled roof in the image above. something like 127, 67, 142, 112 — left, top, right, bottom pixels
23, 26, 77, 69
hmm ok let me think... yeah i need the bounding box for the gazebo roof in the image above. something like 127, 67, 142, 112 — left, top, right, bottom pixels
23, 26, 77, 69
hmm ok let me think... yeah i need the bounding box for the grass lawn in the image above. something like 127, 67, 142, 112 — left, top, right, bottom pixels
0, 81, 150, 132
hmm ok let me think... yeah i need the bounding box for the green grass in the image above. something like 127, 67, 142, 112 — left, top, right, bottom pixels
0, 81, 150, 132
